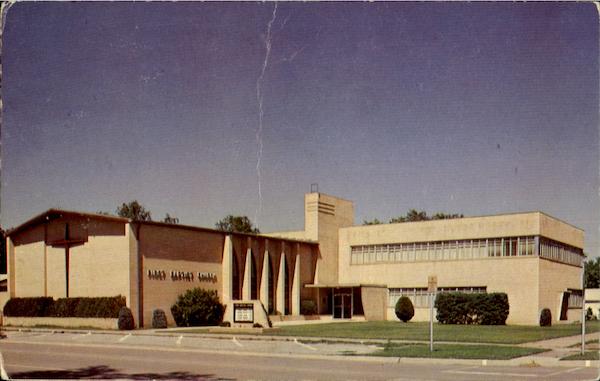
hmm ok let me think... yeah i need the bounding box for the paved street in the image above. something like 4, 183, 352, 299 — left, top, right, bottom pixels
0, 330, 598, 380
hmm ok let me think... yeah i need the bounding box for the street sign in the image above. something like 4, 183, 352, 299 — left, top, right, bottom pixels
428, 275, 438, 293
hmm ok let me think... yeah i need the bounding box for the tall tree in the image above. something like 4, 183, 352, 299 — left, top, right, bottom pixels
0, 227, 5, 274
584, 257, 600, 289
215, 215, 260, 234
163, 213, 179, 224
390, 209, 429, 223
116, 200, 152, 221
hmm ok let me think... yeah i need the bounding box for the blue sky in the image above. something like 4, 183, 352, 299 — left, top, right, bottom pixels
2, 2, 598, 257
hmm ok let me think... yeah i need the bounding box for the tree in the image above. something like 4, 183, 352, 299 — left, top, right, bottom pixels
362, 218, 383, 225
171, 288, 225, 327
163, 214, 179, 224
215, 215, 259, 234
116, 200, 152, 221
584, 257, 600, 289
388, 210, 464, 224
395, 296, 415, 322
0, 227, 5, 274
432, 212, 464, 220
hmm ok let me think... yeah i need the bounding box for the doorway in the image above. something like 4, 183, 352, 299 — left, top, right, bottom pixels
333, 291, 352, 319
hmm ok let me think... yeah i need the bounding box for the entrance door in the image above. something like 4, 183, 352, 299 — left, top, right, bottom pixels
333, 293, 352, 319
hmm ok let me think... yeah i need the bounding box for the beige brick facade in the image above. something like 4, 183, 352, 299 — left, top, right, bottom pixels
5, 193, 585, 327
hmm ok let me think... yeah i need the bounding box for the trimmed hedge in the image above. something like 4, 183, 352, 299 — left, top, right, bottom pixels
4, 297, 54, 317
435, 292, 509, 325
540, 308, 552, 327
152, 309, 168, 329
300, 300, 318, 315
171, 288, 224, 327
3, 296, 126, 318
118, 307, 135, 330
395, 296, 415, 322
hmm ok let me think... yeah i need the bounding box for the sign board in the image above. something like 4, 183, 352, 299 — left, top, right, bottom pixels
428, 275, 438, 293
233, 303, 254, 323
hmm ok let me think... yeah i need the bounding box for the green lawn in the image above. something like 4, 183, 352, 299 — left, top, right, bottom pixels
568, 339, 599, 348
560, 351, 599, 361
263, 321, 600, 344
369, 343, 547, 359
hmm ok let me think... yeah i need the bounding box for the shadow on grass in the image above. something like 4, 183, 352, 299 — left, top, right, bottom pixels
9, 364, 235, 380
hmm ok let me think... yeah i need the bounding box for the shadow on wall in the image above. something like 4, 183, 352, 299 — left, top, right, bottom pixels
9, 365, 234, 380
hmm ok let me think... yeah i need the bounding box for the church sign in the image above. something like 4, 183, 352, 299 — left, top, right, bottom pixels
233, 303, 254, 323
147, 269, 217, 283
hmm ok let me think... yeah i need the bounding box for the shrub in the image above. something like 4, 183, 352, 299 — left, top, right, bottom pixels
435, 292, 509, 325
3, 296, 125, 318
253, 323, 263, 328
118, 307, 135, 330
586, 307, 596, 321
395, 296, 415, 322
170, 288, 225, 327
219, 321, 231, 327
50, 298, 81, 317
540, 308, 552, 327
4, 297, 54, 317
300, 300, 317, 315
152, 309, 168, 329
478, 293, 509, 325
75, 296, 125, 318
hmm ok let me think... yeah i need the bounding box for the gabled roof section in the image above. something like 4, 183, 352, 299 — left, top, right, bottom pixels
7, 209, 318, 246
6, 209, 129, 237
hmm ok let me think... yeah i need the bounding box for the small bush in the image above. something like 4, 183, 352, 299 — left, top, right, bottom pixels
300, 300, 317, 315
435, 292, 509, 325
170, 288, 225, 327
219, 321, 231, 327
4, 297, 54, 317
395, 296, 415, 322
586, 307, 596, 321
118, 307, 135, 330
540, 308, 552, 327
152, 309, 168, 329
253, 323, 263, 328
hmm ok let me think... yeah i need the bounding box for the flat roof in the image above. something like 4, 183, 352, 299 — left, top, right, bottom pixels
306, 283, 388, 289
345, 211, 584, 232
135, 220, 317, 245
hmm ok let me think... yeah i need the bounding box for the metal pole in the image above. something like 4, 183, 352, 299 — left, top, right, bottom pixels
581, 263, 585, 354
430, 292, 434, 352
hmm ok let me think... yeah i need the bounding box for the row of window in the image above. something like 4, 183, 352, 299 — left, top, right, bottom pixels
539, 238, 583, 267
350, 236, 583, 267
567, 290, 583, 309
388, 286, 487, 308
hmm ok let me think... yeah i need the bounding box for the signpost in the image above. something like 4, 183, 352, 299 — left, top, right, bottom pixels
581, 269, 585, 355
428, 276, 438, 352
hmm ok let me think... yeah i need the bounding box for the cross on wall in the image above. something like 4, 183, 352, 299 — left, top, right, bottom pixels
47, 224, 85, 297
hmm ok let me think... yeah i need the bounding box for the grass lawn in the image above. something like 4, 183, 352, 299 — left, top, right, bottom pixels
568, 339, 599, 348
263, 320, 600, 344
369, 343, 547, 359
560, 351, 600, 361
